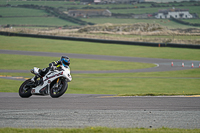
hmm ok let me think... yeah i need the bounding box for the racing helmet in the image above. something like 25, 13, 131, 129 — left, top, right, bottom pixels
61, 56, 70, 67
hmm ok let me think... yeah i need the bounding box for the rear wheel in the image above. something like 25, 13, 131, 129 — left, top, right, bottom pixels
50, 78, 68, 98
19, 79, 32, 98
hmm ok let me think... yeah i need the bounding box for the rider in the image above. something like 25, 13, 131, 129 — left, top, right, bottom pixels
31, 56, 70, 85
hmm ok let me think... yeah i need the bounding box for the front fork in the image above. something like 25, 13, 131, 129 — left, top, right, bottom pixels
52, 78, 62, 94
55, 78, 60, 88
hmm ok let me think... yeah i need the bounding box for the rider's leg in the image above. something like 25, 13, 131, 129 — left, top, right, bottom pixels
31, 67, 50, 85
36, 67, 50, 85
31, 67, 42, 82
31, 75, 40, 82
39, 67, 50, 77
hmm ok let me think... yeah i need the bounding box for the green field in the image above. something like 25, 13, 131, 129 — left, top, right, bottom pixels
0, 1, 148, 8
0, 7, 78, 26
110, 7, 159, 14
110, 6, 200, 17
0, 35, 200, 95
0, 54, 155, 71
0, 0, 198, 8
1, 69, 200, 95
0, 1, 200, 28
0, 7, 198, 29
182, 19, 200, 24
0, 17, 78, 26
0, 1, 81, 8
1, 36, 200, 60
0, 7, 49, 16
1, 127, 200, 133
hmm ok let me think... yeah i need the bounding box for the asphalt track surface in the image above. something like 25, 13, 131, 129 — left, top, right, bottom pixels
0, 49, 200, 128
0, 93, 200, 128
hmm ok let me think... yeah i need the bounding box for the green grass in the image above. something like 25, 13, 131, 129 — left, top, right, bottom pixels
0, 2, 199, 28
73, 68, 200, 78
0, 7, 78, 26
0, 54, 156, 71
0, 1, 81, 8
182, 19, 200, 24
67, 69, 200, 95
0, 7, 49, 16
182, 6, 200, 17
110, 6, 200, 17
110, 7, 159, 14
0, 1, 148, 8
1, 68, 200, 94
1, 36, 200, 60
151, 1, 194, 5
68, 76, 200, 95
0, 36, 200, 95
0, 0, 197, 9
1, 127, 200, 133
0, 17, 78, 26
0, 78, 22, 92
0, 72, 200, 95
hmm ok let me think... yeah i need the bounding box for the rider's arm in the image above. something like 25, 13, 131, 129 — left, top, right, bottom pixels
49, 60, 62, 68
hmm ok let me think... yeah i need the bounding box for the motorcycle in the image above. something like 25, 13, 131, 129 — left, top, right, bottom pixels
19, 65, 72, 98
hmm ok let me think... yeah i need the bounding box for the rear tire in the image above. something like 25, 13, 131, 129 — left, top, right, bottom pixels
50, 78, 68, 98
19, 79, 32, 98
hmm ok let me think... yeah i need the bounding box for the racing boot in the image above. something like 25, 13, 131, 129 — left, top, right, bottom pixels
31, 67, 43, 86
37, 68, 50, 86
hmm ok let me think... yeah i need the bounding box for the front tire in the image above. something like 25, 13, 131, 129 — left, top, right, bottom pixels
19, 79, 32, 98
50, 78, 68, 98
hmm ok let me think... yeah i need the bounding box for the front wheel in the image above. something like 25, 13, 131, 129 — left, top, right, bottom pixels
19, 79, 32, 98
50, 78, 68, 98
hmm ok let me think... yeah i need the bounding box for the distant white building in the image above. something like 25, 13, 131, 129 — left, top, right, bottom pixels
155, 8, 193, 19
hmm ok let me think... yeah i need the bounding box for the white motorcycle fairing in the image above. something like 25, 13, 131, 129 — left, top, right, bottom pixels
31, 65, 72, 95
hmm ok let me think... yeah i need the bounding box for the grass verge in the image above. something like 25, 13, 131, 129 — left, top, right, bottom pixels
0, 54, 156, 71
0, 78, 22, 92
1, 68, 200, 95
118, 93, 200, 97
68, 75, 200, 95
1, 36, 200, 60
0, 36, 199, 95
0, 127, 200, 133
